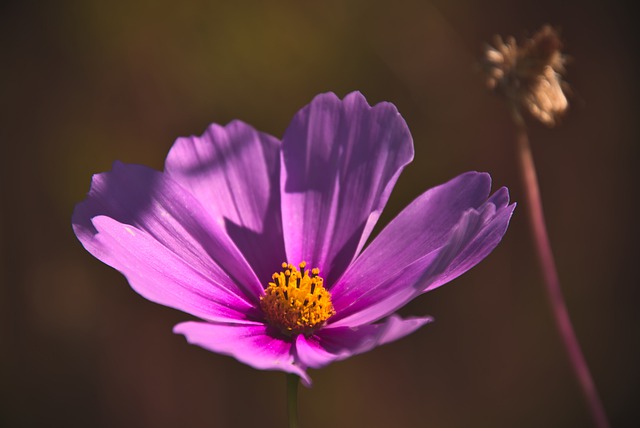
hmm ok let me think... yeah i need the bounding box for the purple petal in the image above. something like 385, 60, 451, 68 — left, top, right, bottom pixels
84, 216, 256, 322
420, 190, 515, 292
330, 172, 515, 327
174, 321, 310, 384
164, 121, 285, 285
280, 92, 413, 284
330, 172, 491, 302
72, 162, 264, 313
295, 315, 433, 369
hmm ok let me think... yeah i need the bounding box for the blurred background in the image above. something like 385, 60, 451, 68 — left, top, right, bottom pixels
1, 0, 638, 427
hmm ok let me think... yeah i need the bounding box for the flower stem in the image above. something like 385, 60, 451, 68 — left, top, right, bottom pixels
286, 373, 300, 428
511, 110, 610, 428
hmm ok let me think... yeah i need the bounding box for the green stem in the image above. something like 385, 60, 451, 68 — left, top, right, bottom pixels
286, 373, 300, 428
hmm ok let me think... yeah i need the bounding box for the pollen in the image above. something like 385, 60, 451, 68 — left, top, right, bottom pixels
260, 262, 335, 336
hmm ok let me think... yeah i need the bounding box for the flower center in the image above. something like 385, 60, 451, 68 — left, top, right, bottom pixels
260, 262, 335, 336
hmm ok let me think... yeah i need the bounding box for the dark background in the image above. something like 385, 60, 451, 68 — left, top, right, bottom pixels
2, 1, 638, 427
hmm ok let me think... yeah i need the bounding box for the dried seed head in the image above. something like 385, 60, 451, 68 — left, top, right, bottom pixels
482, 25, 569, 126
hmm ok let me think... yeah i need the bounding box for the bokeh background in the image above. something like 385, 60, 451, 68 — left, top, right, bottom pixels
2, 0, 638, 427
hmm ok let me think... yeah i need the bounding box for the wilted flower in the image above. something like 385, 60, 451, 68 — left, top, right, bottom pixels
483, 25, 569, 126
73, 92, 514, 386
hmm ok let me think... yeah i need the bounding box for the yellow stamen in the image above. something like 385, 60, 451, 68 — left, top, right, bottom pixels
260, 262, 335, 336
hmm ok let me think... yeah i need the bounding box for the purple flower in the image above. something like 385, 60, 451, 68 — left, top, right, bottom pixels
73, 92, 514, 386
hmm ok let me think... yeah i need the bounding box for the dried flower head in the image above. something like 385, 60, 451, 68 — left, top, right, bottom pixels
483, 25, 569, 126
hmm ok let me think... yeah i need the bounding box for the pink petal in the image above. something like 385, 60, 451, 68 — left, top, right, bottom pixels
87, 216, 256, 322
330, 172, 515, 327
295, 315, 433, 369
280, 92, 413, 284
73, 162, 263, 316
174, 321, 310, 384
165, 121, 285, 285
